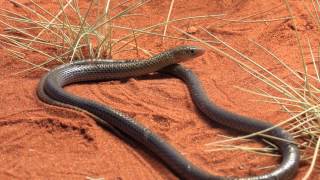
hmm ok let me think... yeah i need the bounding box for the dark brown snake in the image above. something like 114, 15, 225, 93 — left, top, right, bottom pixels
37, 46, 299, 180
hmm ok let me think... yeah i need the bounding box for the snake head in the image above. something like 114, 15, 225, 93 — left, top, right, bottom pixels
169, 45, 205, 63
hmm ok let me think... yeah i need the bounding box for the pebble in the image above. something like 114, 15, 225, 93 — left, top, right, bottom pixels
187, 26, 198, 34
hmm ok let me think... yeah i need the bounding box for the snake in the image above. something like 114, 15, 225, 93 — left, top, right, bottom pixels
37, 45, 299, 180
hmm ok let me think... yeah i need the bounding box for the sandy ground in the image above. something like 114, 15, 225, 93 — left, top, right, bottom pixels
0, 0, 319, 179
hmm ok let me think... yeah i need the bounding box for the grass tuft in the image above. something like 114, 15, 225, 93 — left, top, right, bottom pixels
1, 0, 223, 75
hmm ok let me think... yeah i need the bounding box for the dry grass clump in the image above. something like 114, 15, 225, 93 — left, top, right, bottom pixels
0, 0, 222, 75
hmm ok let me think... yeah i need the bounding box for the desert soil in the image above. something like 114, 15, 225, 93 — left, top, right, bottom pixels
0, 0, 319, 179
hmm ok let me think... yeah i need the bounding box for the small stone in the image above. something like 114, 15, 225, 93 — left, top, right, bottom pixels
187, 26, 198, 34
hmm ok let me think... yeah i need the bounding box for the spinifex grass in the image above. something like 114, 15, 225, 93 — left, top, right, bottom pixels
0, 0, 228, 76
1, 0, 150, 74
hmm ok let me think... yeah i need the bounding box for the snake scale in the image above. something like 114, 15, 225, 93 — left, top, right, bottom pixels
37, 46, 299, 180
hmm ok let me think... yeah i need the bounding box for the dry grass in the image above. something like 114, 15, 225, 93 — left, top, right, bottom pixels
1, 0, 225, 75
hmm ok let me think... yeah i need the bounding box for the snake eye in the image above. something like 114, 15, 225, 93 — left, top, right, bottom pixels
190, 49, 195, 54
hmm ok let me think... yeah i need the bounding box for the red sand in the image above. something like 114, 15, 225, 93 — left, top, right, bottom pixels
0, 0, 319, 179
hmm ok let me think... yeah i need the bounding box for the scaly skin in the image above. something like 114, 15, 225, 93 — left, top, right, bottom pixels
37, 46, 299, 180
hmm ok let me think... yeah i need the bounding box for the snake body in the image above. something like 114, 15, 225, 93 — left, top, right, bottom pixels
37, 46, 299, 180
